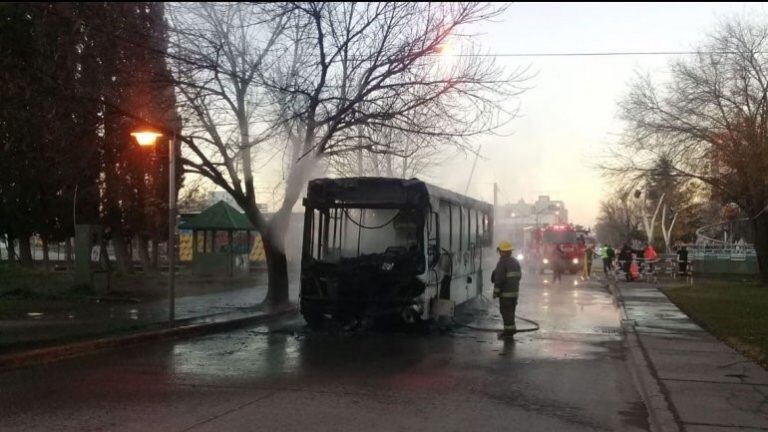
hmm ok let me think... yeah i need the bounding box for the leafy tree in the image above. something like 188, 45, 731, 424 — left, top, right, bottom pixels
0, 3, 179, 273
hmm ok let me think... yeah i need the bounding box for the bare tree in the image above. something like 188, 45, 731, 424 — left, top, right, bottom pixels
610, 16, 768, 282
170, 2, 528, 305
326, 127, 454, 178
594, 190, 643, 247
177, 176, 211, 214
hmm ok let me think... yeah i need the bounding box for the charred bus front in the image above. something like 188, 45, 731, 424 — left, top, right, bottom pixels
300, 178, 493, 327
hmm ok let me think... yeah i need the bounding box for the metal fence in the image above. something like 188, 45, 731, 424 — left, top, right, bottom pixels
610, 255, 690, 284
688, 246, 757, 262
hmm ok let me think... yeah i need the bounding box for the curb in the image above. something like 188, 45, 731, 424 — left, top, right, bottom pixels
0, 305, 298, 371
607, 279, 681, 432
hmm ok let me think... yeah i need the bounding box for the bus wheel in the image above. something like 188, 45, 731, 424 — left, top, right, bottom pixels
332, 312, 363, 331
401, 306, 422, 325
302, 309, 325, 329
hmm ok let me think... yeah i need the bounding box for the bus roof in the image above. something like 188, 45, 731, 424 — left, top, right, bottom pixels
305, 177, 493, 212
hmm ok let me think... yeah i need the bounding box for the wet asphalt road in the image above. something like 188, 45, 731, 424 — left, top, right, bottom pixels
0, 272, 649, 431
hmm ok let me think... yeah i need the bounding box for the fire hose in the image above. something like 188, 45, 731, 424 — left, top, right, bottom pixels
452, 314, 540, 334
451, 293, 541, 334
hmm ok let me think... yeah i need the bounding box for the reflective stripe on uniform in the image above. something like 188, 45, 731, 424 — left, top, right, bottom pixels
504, 325, 516, 330
500, 292, 518, 298
505, 271, 521, 278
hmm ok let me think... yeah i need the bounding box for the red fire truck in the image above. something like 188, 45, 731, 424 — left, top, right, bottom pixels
526, 224, 586, 274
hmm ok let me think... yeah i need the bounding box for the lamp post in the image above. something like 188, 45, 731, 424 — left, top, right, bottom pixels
131, 130, 176, 325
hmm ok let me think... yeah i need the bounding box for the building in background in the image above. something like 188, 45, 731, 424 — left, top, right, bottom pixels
496, 195, 569, 249
500, 195, 567, 226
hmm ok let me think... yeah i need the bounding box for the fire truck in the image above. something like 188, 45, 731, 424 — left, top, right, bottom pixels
524, 224, 586, 274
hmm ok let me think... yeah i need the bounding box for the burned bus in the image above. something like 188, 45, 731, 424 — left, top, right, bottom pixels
300, 177, 493, 326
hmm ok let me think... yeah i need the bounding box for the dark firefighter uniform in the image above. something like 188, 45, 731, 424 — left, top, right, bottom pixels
491, 241, 522, 335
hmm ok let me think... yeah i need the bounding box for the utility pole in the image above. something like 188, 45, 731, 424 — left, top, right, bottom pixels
493, 183, 498, 219
464, 144, 482, 194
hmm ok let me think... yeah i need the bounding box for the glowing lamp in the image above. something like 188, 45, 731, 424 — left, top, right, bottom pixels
131, 131, 163, 146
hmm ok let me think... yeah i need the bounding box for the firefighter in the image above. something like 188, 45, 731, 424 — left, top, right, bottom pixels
551, 244, 565, 284
491, 240, 522, 336
582, 244, 595, 280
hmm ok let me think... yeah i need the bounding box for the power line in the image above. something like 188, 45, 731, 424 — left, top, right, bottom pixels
446, 51, 753, 58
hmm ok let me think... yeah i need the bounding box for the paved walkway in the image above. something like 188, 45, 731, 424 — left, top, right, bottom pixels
0, 278, 300, 353
617, 281, 768, 431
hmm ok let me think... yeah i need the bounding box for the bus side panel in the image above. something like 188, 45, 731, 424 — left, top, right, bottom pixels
449, 204, 479, 307
431, 199, 492, 313
419, 209, 438, 319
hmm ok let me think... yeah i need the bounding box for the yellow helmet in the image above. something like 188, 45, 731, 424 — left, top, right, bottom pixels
497, 240, 514, 252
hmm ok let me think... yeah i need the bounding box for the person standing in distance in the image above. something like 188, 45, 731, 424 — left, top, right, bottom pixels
606, 245, 616, 272
552, 244, 566, 284
491, 241, 522, 336
600, 244, 611, 274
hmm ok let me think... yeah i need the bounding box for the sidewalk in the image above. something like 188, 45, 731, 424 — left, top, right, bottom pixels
616, 281, 768, 431
0, 279, 299, 354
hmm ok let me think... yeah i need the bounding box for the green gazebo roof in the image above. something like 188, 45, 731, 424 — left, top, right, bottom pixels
179, 201, 255, 230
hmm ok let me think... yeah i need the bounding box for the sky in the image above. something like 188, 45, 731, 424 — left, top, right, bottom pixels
233, 2, 763, 225
424, 2, 764, 227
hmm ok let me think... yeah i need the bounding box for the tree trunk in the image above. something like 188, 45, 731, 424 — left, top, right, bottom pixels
263, 220, 290, 306
752, 214, 768, 285
356, 147, 363, 176
371, 152, 381, 176
42, 238, 50, 271
252, 152, 318, 307
151, 238, 159, 269
6, 235, 15, 263
18, 236, 33, 266
65, 237, 73, 263
99, 236, 110, 269
111, 232, 132, 273
138, 237, 151, 272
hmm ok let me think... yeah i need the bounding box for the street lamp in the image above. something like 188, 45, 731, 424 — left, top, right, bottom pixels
131, 129, 177, 325
131, 131, 163, 147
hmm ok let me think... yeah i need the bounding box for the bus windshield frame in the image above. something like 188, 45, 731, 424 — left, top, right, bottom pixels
305, 206, 425, 267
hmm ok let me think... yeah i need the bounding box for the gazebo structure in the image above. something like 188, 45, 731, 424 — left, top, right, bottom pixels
178, 200, 260, 276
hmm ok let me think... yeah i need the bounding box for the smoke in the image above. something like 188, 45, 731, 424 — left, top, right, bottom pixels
264, 153, 322, 257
